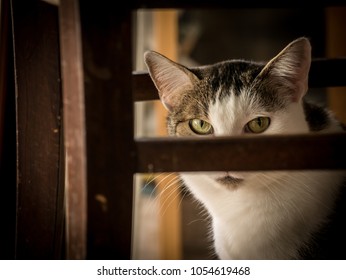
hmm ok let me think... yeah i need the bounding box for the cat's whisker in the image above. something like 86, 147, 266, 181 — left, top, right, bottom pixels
150, 173, 176, 196
155, 174, 180, 197
186, 218, 207, 226
141, 173, 161, 194
175, 179, 188, 210
156, 176, 183, 205
143, 174, 182, 213
140, 172, 176, 211
145, 173, 175, 210
159, 182, 185, 218
145, 172, 162, 185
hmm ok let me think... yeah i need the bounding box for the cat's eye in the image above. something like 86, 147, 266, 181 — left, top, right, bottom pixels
189, 119, 213, 135
245, 117, 270, 133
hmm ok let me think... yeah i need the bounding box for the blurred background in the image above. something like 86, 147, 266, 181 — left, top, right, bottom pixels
131, 7, 346, 260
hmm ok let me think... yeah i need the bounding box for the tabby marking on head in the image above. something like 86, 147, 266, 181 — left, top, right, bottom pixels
144, 37, 346, 260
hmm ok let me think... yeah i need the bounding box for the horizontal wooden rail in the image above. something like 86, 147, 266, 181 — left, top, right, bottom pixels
133, 0, 346, 9
132, 70, 157, 101
135, 132, 346, 173
309, 58, 346, 88
133, 58, 346, 101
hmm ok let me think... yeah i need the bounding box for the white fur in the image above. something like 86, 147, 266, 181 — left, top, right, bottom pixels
208, 89, 310, 136
144, 38, 345, 259
181, 97, 345, 259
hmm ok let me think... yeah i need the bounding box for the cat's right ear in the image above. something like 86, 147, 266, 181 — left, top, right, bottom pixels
144, 51, 199, 112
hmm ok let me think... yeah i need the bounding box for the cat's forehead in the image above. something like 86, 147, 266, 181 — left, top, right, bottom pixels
193, 60, 263, 83
185, 60, 286, 114
191, 60, 263, 98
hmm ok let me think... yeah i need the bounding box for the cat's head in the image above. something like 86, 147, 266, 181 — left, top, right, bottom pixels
144, 37, 312, 138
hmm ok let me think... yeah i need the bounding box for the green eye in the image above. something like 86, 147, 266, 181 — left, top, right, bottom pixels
189, 119, 213, 135
246, 117, 270, 133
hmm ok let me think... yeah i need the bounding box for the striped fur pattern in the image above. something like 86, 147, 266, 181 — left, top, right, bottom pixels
144, 37, 346, 259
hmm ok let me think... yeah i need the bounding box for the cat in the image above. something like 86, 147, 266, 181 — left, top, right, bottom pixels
144, 37, 346, 260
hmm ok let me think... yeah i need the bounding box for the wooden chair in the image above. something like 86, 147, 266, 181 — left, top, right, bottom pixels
1, 0, 346, 259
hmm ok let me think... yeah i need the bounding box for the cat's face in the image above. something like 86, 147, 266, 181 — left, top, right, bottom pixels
144, 37, 312, 187
168, 74, 310, 137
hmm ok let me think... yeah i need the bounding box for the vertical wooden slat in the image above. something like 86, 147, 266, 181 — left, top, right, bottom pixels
79, 1, 134, 259
0, 0, 16, 259
59, 0, 87, 259
152, 9, 182, 260
0, 0, 9, 156
11, 0, 64, 259
326, 7, 346, 123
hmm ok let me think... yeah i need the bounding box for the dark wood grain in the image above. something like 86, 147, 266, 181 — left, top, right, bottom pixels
136, 132, 346, 173
11, 0, 64, 259
59, 0, 87, 260
80, 0, 135, 259
132, 71, 158, 101
133, 0, 346, 9
0, 0, 16, 259
0, 0, 9, 150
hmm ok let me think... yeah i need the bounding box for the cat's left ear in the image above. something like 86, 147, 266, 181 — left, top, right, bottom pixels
258, 37, 311, 102
144, 51, 199, 112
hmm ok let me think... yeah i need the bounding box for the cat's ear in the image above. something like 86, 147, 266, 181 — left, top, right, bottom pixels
258, 37, 311, 102
144, 51, 199, 112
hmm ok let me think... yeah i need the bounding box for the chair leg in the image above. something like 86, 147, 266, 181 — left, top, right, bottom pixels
59, 0, 87, 260
79, 1, 135, 259
0, 0, 16, 260
11, 0, 64, 259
